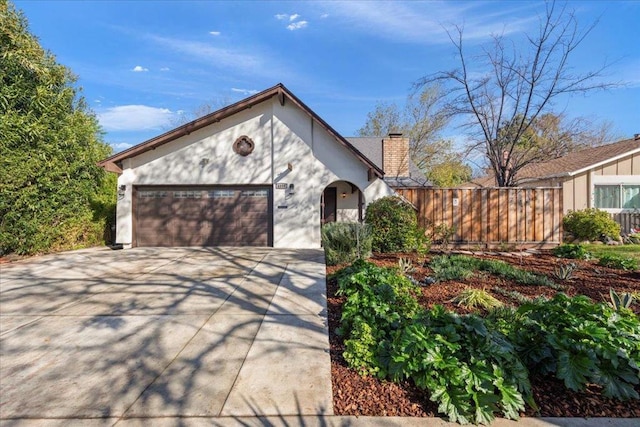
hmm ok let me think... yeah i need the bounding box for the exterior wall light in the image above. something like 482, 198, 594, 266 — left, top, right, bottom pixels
341, 192, 347, 198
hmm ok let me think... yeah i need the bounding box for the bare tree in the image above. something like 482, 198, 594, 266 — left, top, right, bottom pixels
167, 96, 233, 129
418, 0, 617, 186
357, 84, 453, 175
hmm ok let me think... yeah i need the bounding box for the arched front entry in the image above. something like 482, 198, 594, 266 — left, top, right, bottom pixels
321, 180, 364, 225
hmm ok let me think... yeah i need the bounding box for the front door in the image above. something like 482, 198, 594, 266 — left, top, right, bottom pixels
321, 187, 337, 224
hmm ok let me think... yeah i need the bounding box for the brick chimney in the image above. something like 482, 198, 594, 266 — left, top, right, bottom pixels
382, 133, 410, 177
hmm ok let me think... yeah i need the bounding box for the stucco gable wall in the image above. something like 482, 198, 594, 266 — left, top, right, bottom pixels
270, 100, 394, 248
127, 103, 273, 185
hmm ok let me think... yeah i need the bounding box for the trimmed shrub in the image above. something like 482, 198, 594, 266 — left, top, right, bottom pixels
552, 243, 591, 260
365, 196, 427, 253
321, 222, 372, 266
563, 208, 621, 241
597, 254, 639, 271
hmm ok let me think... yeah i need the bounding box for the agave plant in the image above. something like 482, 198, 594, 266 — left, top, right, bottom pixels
609, 288, 634, 310
553, 262, 577, 281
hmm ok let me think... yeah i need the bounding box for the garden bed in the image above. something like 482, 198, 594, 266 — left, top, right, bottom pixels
327, 251, 640, 419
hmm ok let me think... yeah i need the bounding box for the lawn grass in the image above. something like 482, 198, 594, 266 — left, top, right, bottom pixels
582, 243, 640, 261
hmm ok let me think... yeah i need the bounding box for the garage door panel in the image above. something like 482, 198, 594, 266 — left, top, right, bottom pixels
135, 186, 270, 247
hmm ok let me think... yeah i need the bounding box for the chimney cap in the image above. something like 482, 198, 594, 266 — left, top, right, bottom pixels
635, 133, 640, 140
388, 132, 403, 138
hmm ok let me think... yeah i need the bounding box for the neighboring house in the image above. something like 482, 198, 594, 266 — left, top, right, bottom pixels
98, 83, 425, 249
463, 135, 640, 225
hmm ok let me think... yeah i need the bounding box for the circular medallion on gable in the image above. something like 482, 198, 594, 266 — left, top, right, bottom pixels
233, 135, 255, 156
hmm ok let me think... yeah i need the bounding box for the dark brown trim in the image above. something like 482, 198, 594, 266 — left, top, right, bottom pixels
98, 83, 384, 178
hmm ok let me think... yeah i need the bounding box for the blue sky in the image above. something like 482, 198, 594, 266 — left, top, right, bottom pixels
15, 0, 640, 154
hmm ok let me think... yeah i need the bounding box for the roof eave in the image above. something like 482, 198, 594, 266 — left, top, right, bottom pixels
98, 83, 384, 179
567, 146, 640, 177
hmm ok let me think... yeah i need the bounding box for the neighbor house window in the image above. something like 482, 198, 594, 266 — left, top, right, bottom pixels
594, 184, 640, 209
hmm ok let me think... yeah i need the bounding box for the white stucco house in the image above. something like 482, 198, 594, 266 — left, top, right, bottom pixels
99, 83, 429, 249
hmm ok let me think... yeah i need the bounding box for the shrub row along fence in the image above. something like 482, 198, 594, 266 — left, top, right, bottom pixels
394, 187, 563, 249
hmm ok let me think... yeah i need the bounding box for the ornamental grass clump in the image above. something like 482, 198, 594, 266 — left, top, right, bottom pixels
321, 222, 372, 266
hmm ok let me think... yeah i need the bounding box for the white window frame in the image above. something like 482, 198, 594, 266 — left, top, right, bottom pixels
591, 175, 640, 213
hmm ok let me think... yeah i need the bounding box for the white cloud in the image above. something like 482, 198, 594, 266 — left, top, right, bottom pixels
160, 67, 170, 71
289, 14, 300, 21
287, 20, 308, 31
320, 13, 329, 19
98, 105, 173, 131
275, 14, 288, 20
110, 142, 134, 153
209, 31, 221, 36
231, 87, 259, 95
317, 2, 537, 44
147, 34, 261, 70
131, 65, 148, 72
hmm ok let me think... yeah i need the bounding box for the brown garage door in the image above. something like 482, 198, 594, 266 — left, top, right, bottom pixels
135, 187, 271, 247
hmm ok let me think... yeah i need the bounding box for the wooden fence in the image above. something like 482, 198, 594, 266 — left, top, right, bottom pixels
394, 188, 563, 249
611, 211, 640, 234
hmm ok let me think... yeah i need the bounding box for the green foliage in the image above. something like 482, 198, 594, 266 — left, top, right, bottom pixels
552, 244, 591, 260
598, 254, 639, 271
431, 222, 456, 249
337, 260, 532, 424
388, 307, 531, 424
336, 260, 420, 376
426, 158, 473, 187
365, 196, 427, 253
321, 222, 372, 266
429, 255, 476, 281
609, 288, 634, 311
506, 294, 640, 400
0, 2, 115, 255
337, 259, 640, 424
451, 288, 503, 310
429, 255, 560, 289
563, 208, 621, 241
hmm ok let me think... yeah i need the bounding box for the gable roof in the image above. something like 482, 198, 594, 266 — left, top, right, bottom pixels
346, 137, 432, 188
466, 136, 640, 187
98, 83, 384, 178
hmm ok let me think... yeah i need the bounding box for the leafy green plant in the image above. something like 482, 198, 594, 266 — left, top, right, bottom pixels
336, 260, 420, 375
563, 208, 621, 241
431, 222, 456, 250
428, 255, 562, 289
552, 244, 591, 260
597, 254, 639, 271
451, 288, 503, 310
609, 288, 634, 310
553, 262, 577, 281
429, 255, 476, 281
506, 294, 640, 400
365, 196, 421, 253
387, 307, 533, 424
321, 222, 372, 266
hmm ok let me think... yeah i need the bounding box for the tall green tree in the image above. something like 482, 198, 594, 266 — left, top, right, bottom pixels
0, 0, 115, 255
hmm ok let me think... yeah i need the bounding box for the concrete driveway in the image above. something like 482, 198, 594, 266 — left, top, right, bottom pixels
0, 247, 332, 425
